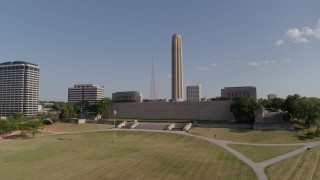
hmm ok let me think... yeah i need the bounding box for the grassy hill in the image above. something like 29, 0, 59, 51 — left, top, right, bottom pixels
0, 130, 256, 180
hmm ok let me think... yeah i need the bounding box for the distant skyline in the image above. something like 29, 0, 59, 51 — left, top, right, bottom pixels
1, 1, 319, 101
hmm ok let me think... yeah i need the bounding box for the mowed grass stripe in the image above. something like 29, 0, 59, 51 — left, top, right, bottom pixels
228, 144, 302, 163
155, 134, 202, 180
266, 145, 320, 180
43, 123, 113, 132
190, 143, 215, 179
313, 154, 320, 179
190, 127, 313, 144
145, 135, 184, 180
0, 131, 256, 180
178, 139, 205, 179
308, 152, 320, 180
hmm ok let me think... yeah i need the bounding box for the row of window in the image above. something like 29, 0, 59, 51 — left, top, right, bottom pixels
227, 92, 250, 98
0, 66, 39, 71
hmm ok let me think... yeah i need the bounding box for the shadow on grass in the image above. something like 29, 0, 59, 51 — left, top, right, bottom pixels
297, 135, 308, 141
3, 134, 29, 139
228, 128, 253, 133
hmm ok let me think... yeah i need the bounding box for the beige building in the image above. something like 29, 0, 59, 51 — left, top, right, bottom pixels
268, 94, 277, 99
221, 86, 257, 100
112, 91, 142, 102
0, 61, 40, 117
68, 84, 105, 104
172, 34, 183, 102
186, 84, 201, 102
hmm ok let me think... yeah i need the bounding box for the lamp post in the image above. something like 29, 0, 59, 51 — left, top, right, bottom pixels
113, 110, 117, 144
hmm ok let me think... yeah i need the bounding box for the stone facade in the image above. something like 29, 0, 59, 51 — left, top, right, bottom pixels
109, 101, 235, 121
112, 91, 142, 102
254, 107, 294, 130
172, 34, 183, 102
221, 86, 257, 100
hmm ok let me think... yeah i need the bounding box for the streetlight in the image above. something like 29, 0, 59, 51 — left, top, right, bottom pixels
113, 109, 117, 144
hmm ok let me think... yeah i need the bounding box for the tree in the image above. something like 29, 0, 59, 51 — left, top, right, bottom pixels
74, 101, 90, 114
59, 103, 76, 119
282, 94, 300, 119
258, 98, 272, 110
0, 120, 8, 135
270, 98, 284, 112
21, 120, 43, 138
296, 97, 320, 128
230, 97, 260, 123
11, 113, 25, 120
90, 98, 112, 117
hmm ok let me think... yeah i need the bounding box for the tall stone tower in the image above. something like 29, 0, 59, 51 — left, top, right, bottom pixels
171, 34, 183, 102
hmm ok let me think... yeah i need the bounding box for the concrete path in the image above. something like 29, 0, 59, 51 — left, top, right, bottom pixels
113, 129, 320, 180
181, 132, 320, 180
1, 128, 320, 180
108, 129, 320, 180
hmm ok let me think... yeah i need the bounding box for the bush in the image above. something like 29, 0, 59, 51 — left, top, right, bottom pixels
314, 129, 320, 138
306, 131, 315, 139
282, 113, 292, 122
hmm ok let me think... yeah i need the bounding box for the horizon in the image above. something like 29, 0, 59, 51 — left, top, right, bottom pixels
1, 1, 319, 101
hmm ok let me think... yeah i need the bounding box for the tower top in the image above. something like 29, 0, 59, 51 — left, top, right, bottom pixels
172, 34, 182, 38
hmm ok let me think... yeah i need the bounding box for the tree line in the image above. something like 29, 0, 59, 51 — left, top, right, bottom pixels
230, 94, 320, 138
51, 98, 112, 119
0, 113, 43, 138
0, 98, 113, 137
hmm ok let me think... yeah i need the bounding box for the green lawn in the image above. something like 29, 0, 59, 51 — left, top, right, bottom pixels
228, 144, 302, 162
43, 123, 114, 132
0, 131, 256, 180
101, 119, 193, 123
266, 145, 320, 180
190, 127, 312, 144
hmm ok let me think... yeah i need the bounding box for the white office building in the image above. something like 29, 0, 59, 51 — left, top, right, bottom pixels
0, 61, 40, 117
186, 84, 201, 102
68, 84, 105, 104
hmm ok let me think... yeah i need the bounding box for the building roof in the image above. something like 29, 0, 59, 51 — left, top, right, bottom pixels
113, 91, 141, 94
172, 34, 182, 38
186, 84, 201, 87
223, 86, 256, 89
72, 84, 104, 88
0, 61, 38, 66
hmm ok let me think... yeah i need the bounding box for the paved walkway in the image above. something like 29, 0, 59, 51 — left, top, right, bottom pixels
114, 129, 320, 180
182, 132, 320, 180
1, 128, 320, 180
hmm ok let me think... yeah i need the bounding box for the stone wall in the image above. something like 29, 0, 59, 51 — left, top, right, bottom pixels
253, 123, 294, 130
194, 123, 253, 129
109, 101, 235, 121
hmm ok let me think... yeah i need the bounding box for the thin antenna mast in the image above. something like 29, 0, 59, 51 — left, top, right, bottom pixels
150, 57, 157, 100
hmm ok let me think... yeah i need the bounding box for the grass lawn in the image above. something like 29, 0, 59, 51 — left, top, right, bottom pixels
43, 123, 114, 132
266, 145, 320, 180
101, 119, 194, 123
0, 131, 256, 180
228, 144, 302, 163
189, 127, 313, 144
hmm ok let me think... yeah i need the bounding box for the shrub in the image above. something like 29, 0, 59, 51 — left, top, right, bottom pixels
282, 113, 292, 122
306, 131, 315, 139
314, 129, 320, 138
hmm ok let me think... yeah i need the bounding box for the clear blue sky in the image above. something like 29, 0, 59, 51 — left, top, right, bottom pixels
1, 0, 319, 101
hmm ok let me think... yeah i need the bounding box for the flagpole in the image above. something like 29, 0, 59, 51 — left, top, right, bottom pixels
113, 109, 117, 144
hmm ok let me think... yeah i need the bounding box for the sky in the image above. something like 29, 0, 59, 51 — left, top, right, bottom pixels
0, 0, 319, 101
